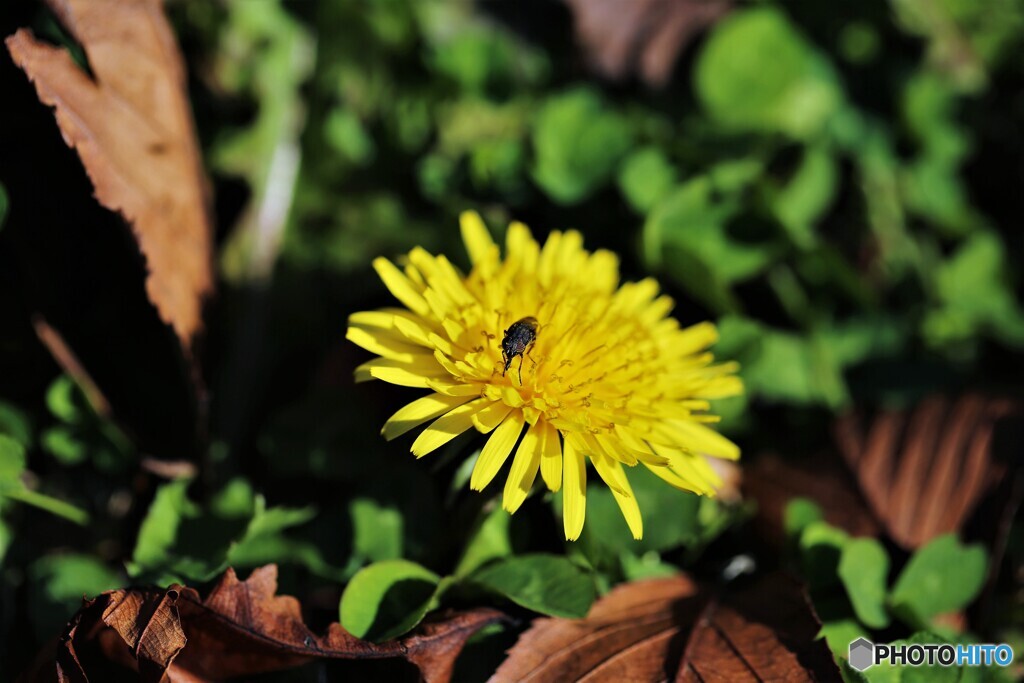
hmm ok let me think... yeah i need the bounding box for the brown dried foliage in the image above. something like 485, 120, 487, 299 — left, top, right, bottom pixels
745, 393, 1023, 550
563, 0, 732, 87
49, 565, 503, 683
491, 573, 841, 682
5, 0, 214, 349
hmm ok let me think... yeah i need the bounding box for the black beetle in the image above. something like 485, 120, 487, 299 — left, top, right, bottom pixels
501, 316, 538, 384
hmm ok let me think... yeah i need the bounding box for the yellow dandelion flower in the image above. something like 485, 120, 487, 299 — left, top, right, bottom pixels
348, 212, 743, 541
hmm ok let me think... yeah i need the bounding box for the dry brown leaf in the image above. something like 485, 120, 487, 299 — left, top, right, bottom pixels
49, 565, 505, 683
491, 572, 841, 682
834, 394, 1023, 549
6, 0, 214, 348
563, 0, 731, 87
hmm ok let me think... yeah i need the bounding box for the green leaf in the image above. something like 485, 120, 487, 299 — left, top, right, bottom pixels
130, 478, 198, 573
41, 426, 88, 465
890, 534, 987, 626
29, 554, 122, 643
768, 145, 838, 248
455, 506, 512, 577
838, 538, 891, 629
618, 147, 678, 213
45, 376, 83, 424
818, 618, 868, 659
531, 88, 632, 204
340, 560, 441, 641
351, 498, 404, 563
784, 498, 823, 539
926, 231, 1024, 347
695, 7, 843, 139
470, 553, 596, 618
716, 317, 848, 407
0, 401, 33, 447
0, 434, 26, 483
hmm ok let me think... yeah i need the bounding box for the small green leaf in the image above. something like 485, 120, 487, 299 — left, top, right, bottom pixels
340, 559, 441, 641
0, 434, 26, 483
470, 553, 596, 618
131, 478, 197, 573
0, 401, 32, 447
890, 534, 987, 626
838, 538, 891, 629
41, 427, 88, 465
351, 498, 404, 563
784, 498, 823, 539
618, 147, 677, 213
45, 376, 83, 424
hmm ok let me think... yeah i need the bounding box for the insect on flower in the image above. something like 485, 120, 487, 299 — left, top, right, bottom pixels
501, 316, 538, 385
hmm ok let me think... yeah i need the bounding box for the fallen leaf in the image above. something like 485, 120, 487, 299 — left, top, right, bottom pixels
563, 0, 732, 87
491, 572, 841, 682
47, 564, 505, 683
6, 0, 214, 349
834, 394, 1023, 549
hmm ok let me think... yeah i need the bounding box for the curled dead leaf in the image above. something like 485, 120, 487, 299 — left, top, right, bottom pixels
563, 0, 732, 87
49, 564, 505, 683
491, 572, 840, 682
5, 0, 214, 349
834, 394, 1023, 549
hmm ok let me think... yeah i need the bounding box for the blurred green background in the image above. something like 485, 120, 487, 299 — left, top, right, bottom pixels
1, 0, 1023, 679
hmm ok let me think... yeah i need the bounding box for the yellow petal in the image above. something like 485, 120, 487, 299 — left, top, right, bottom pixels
372, 258, 430, 317
410, 398, 489, 457
503, 420, 542, 513
671, 421, 741, 460
471, 401, 513, 433
355, 357, 447, 388
460, 211, 498, 269
470, 410, 525, 491
593, 455, 642, 540
346, 326, 423, 362
562, 437, 587, 541
382, 393, 475, 441
539, 421, 562, 492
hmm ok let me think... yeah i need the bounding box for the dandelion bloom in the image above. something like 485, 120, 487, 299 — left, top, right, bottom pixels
348, 212, 743, 540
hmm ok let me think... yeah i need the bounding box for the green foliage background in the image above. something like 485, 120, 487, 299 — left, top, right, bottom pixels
1, 0, 1023, 680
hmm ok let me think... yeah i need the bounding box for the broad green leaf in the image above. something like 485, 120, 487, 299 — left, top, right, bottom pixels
819, 618, 868, 659
531, 88, 633, 204
340, 559, 441, 641
695, 7, 843, 139
890, 534, 987, 626
618, 147, 678, 213
838, 538, 891, 628
455, 505, 512, 577
470, 553, 596, 618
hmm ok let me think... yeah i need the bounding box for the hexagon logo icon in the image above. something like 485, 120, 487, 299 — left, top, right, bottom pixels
849, 638, 875, 671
